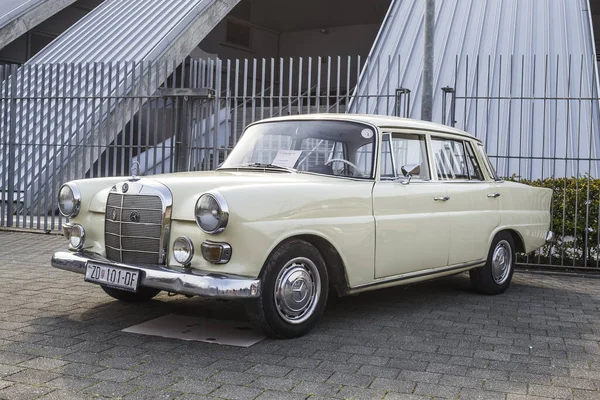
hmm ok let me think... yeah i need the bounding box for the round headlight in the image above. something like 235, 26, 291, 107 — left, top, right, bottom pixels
69, 224, 85, 250
58, 183, 81, 217
173, 237, 194, 265
195, 191, 229, 234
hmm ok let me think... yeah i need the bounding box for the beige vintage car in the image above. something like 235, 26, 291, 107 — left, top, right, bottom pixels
52, 114, 553, 338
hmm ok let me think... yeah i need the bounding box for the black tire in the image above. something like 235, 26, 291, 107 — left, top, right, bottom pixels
101, 285, 161, 302
245, 239, 329, 339
470, 232, 515, 295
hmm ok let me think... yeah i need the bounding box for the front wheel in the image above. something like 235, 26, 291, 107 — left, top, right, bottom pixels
470, 232, 515, 295
245, 239, 329, 338
101, 285, 161, 302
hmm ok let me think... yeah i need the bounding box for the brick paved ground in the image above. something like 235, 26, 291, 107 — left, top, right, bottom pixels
1, 231, 600, 399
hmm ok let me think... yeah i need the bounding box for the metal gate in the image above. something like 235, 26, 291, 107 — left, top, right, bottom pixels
1, 55, 599, 271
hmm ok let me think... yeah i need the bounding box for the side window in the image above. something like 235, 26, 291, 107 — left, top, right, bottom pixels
380, 133, 430, 180
432, 138, 485, 181
465, 142, 484, 180
476, 143, 499, 180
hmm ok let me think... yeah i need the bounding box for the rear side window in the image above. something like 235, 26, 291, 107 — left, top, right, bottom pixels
431, 138, 484, 181
476, 143, 499, 180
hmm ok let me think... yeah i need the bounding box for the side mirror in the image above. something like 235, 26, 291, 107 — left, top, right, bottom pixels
400, 164, 420, 185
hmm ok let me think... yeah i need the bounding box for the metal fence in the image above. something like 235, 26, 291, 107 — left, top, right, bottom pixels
1, 55, 599, 270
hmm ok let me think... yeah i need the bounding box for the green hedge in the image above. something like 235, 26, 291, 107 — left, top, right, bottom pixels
507, 176, 600, 268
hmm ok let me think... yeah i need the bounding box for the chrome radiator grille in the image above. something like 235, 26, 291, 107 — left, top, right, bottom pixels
105, 191, 164, 265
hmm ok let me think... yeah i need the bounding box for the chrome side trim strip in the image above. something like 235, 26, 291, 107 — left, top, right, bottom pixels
351, 260, 486, 291
51, 251, 261, 299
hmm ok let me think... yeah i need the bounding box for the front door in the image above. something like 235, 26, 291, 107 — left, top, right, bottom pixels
373, 132, 450, 278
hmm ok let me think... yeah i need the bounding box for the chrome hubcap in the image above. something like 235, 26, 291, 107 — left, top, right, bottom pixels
491, 240, 512, 284
274, 257, 320, 324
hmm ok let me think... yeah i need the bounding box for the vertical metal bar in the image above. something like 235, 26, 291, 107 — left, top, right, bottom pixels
326, 56, 331, 112
336, 56, 341, 114
242, 59, 248, 136
6, 65, 18, 227
234, 59, 239, 145
346, 56, 351, 113
226, 58, 231, 152
278, 58, 283, 117
269, 58, 274, 119
495, 56, 502, 173
385, 55, 391, 116
261, 58, 266, 121
574, 56, 584, 267
298, 57, 303, 115
307, 57, 312, 114
15, 65, 25, 228
288, 58, 293, 114
316, 57, 321, 112
252, 58, 257, 122
506, 55, 513, 178
214, 58, 222, 170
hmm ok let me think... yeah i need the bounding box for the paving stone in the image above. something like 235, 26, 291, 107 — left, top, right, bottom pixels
83, 381, 139, 398
292, 381, 341, 397
254, 390, 307, 400
528, 383, 573, 398
336, 385, 387, 399
210, 384, 264, 400
45, 375, 98, 390
0, 383, 54, 400
3, 368, 61, 384
89, 367, 141, 382
123, 387, 181, 399
169, 379, 221, 395
18, 356, 68, 370
2, 233, 600, 400
369, 377, 415, 394
210, 370, 258, 385
38, 389, 93, 400
249, 376, 299, 392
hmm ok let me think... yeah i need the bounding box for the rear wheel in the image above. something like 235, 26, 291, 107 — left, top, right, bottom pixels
245, 239, 329, 338
101, 285, 161, 302
470, 232, 515, 295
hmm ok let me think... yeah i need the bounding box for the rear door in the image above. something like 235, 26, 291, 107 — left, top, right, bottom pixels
430, 137, 500, 265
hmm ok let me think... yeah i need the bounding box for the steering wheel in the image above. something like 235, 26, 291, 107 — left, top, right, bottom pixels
326, 158, 366, 177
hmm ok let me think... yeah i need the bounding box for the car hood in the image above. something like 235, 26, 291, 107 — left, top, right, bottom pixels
89, 170, 361, 220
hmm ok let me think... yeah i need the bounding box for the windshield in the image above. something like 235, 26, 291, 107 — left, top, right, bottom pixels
220, 120, 377, 179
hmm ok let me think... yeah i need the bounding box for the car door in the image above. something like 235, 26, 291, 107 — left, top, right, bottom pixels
430, 136, 501, 265
373, 132, 450, 278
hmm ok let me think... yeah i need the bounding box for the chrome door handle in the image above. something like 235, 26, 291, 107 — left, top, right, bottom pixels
434, 196, 450, 201
487, 193, 501, 198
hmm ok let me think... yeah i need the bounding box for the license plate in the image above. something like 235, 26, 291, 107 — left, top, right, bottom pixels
85, 262, 140, 292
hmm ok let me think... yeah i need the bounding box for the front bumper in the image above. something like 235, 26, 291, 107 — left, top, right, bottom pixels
51, 251, 261, 299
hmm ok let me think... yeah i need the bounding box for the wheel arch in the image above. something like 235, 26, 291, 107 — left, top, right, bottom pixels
259, 234, 350, 297
491, 228, 526, 254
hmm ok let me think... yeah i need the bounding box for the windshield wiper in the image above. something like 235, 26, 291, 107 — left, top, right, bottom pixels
218, 163, 295, 172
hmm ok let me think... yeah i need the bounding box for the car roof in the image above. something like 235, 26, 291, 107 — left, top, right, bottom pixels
254, 114, 480, 142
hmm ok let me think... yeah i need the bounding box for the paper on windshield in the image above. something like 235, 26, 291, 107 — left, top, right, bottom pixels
272, 150, 302, 168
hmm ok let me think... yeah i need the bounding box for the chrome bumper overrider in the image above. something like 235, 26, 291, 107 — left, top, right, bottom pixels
545, 231, 555, 243
51, 251, 260, 298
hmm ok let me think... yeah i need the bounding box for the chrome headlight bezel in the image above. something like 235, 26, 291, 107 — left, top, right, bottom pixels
68, 224, 85, 250
173, 236, 194, 266
58, 183, 81, 218
195, 191, 229, 234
